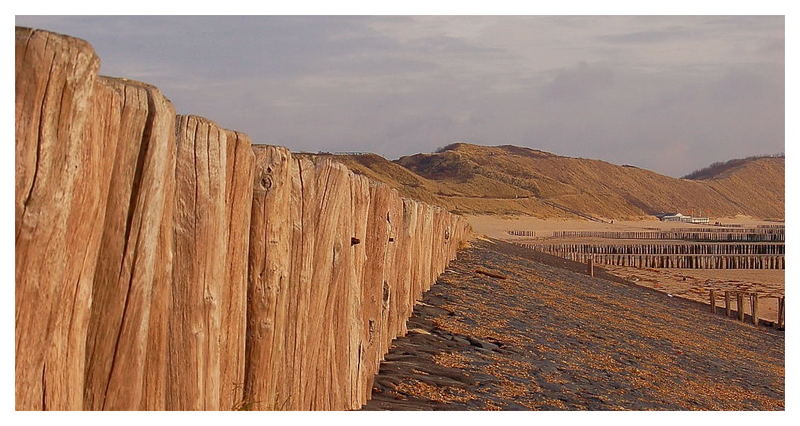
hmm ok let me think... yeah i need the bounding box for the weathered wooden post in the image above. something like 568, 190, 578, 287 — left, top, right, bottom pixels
587, 257, 594, 277
709, 290, 717, 314
724, 291, 731, 317
737, 293, 745, 322
778, 297, 785, 329
750, 293, 759, 325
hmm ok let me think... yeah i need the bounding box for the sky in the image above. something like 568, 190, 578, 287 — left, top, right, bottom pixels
15, 15, 784, 177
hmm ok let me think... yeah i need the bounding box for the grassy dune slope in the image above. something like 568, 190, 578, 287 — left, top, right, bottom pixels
322, 143, 784, 220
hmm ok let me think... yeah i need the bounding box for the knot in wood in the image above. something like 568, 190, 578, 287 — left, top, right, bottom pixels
259, 173, 273, 191
351, 237, 361, 246
368, 319, 376, 342
382, 281, 390, 306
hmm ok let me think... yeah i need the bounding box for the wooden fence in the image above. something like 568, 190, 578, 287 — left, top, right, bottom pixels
15, 27, 470, 411
656, 227, 783, 234
708, 291, 785, 328
550, 230, 784, 242
527, 243, 784, 256
553, 252, 784, 269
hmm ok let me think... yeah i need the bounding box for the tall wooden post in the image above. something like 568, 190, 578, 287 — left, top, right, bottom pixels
778, 297, 785, 329
737, 293, 745, 322
750, 293, 759, 325
709, 290, 717, 314
724, 291, 731, 317
587, 257, 594, 277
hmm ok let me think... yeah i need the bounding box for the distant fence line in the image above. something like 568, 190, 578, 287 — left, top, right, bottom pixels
657, 227, 784, 234
549, 230, 784, 242
545, 252, 784, 269
708, 290, 784, 329
524, 243, 784, 256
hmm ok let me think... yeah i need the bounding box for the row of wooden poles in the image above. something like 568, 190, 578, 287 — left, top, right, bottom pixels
584, 259, 785, 329
552, 251, 784, 269
657, 227, 784, 234
550, 230, 784, 242
14, 28, 471, 411
708, 290, 785, 328
507, 226, 783, 239
529, 243, 785, 255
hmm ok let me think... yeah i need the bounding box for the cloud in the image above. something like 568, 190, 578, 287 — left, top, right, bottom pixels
540, 62, 616, 101
15, 15, 784, 177
597, 26, 701, 44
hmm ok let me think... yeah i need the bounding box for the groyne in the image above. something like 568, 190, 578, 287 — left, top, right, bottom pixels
526, 243, 785, 256
550, 230, 784, 242
521, 242, 784, 270
552, 253, 784, 269
15, 27, 470, 411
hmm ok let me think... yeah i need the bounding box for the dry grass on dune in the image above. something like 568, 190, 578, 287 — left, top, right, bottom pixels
316, 143, 784, 220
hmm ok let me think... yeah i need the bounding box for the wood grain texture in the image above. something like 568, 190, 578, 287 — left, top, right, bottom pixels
141, 144, 176, 410
245, 145, 292, 410
15, 28, 117, 411
360, 183, 392, 398
168, 115, 229, 410
348, 174, 370, 407
220, 130, 255, 410
16, 27, 471, 411
84, 78, 176, 411
241, 151, 470, 410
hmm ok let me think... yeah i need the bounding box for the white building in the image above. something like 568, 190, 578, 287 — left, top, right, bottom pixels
661, 213, 689, 222
658, 212, 709, 224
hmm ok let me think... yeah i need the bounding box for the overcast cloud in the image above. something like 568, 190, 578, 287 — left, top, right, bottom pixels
15, 16, 784, 176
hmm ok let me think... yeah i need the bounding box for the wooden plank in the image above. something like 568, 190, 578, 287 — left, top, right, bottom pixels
219, 131, 255, 410
84, 79, 176, 411
724, 291, 731, 317
15, 28, 116, 411
751, 293, 759, 325
286, 157, 318, 410
327, 165, 355, 410
348, 174, 371, 407
244, 145, 292, 410
738, 293, 746, 322
279, 156, 305, 410
709, 290, 717, 314
168, 115, 228, 410
299, 158, 350, 410
141, 139, 176, 410
360, 183, 392, 403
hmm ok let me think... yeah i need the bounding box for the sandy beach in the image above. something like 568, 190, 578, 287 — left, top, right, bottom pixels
466, 214, 782, 240
466, 214, 785, 323
364, 240, 784, 410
